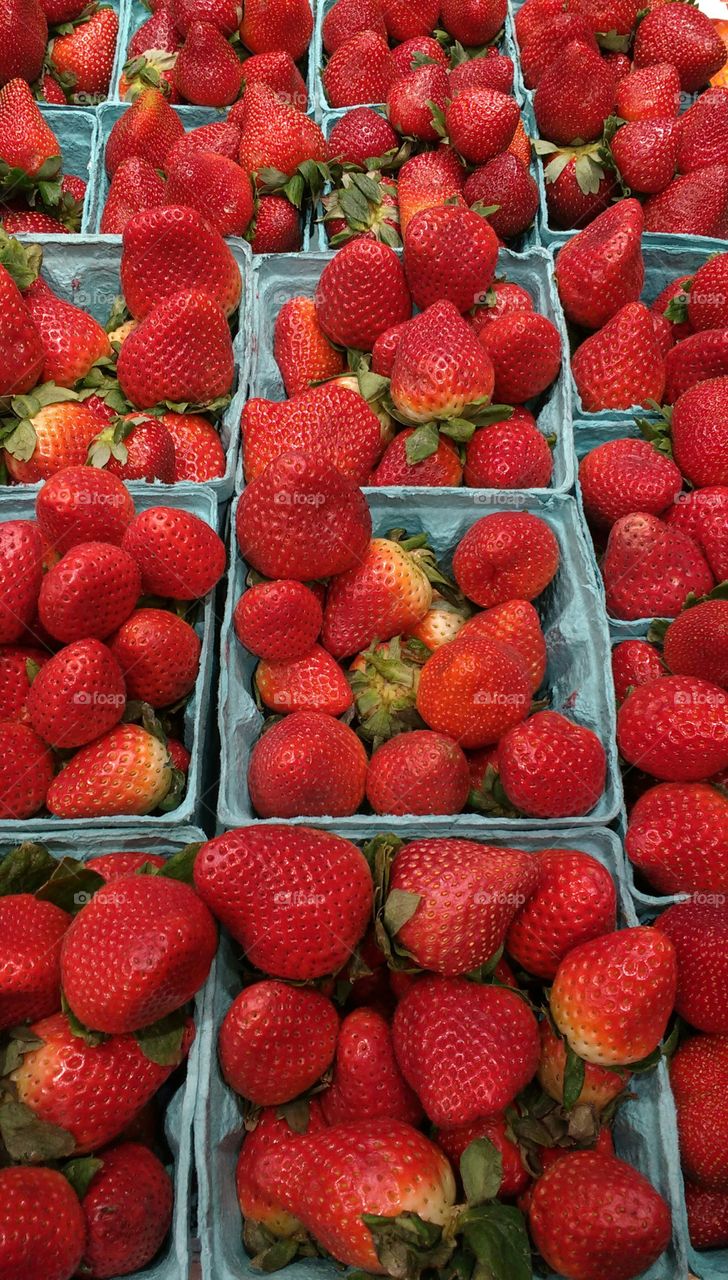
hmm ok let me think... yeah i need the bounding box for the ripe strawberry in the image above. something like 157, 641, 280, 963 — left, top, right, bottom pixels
670, 379, 728, 491
8, 1011, 193, 1152
555, 200, 645, 331
171, 0, 241, 37
4, 400, 107, 486
100, 155, 166, 234
604, 514, 715, 620
0, 1166, 85, 1280
61, 874, 216, 1033
633, 3, 727, 92
0, 720, 53, 817
238, 82, 327, 179
685, 1182, 728, 1250
397, 147, 466, 234
0, 209, 69, 234
239, 0, 313, 61
242, 386, 382, 486
152, 411, 224, 482
515, 0, 576, 47
617, 675, 728, 781
110, 608, 201, 707
237, 451, 371, 580
444, 87, 520, 165
405, 206, 499, 316
122, 505, 224, 600
49, 6, 119, 102
534, 42, 614, 146
615, 61, 681, 121
322, 31, 397, 108
416, 632, 530, 747
676, 87, 728, 173
274, 296, 345, 396
506, 848, 616, 980
656, 900, 728, 1034
167, 119, 242, 165
497, 712, 607, 818
0, 261, 44, 396
194, 825, 372, 977
610, 117, 679, 194
450, 48, 514, 96
390, 300, 494, 421
128, 3, 181, 56
537, 1019, 628, 1113
460, 598, 547, 692
327, 106, 399, 167
0, 894, 68, 1031
579, 438, 682, 528
322, 0, 387, 52
369, 430, 464, 486
671, 1032, 728, 1191
256, 644, 353, 716
453, 512, 559, 608
249, 194, 302, 251
366, 732, 470, 815
91, 415, 176, 484
611, 639, 664, 703
37, 466, 134, 554
0, 645, 48, 721
219, 980, 338, 1104
572, 303, 666, 413
165, 149, 254, 237
380, 0, 439, 39
393, 36, 449, 76
77, 1142, 173, 1278
322, 1008, 422, 1125
0, 78, 61, 183
686, 253, 728, 331
530, 1151, 672, 1280
387, 64, 450, 142
393, 976, 540, 1124
233, 580, 323, 662
27, 638, 125, 749
0, 0, 47, 85
84, 851, 166, 879
520, 13, 598, 88
37, 542, 140, 645
478, 311, 561, 403
464, 153, 538, 240
664, 330, 728, 404
173, 20, 243, 105
120, 204, 241, 319
105, 89, 185, 177
643, 164, 728, 236
117, 290, 234, 408
321, 536, 437, 659
436, 1113, 529, 1195
372, 319, 412, 375
46, 723, 173, 817
627, 782, 728, 896
315, 239, 411, 350
543, 148, 617, 231
236, 1103, 327, 1237
248, 710, 368, 817
441, 0, 506, 45
0, 520, 43, 643
22, 277, 111, 390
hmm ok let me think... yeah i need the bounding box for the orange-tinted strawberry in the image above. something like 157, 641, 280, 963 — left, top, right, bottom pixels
220, 980, 338, 1104
617, 675, 728, 782
506, 848, 616, 979
256, 644, 353, 716
4, 400, 105, 485
537, 1020, 628, 1113
46, 723, 173, 817
237, 81, 328, 179
122, 505, 225, 600
396, 147, 466, 235
274, 295, 345, 396
322, 1007, 423, 1125
160, 411, 226, 482
120, 204, 241, 319
497, 711, 607, 818
453, 511, 560, 608
314, 239, 411, 350
322, 30, 397, 108
239, 0, 313, 61
416, 632, 531, 747
234, 580, 323, 662
555, 200, 645, 331
366, 731, 470, 816
165, 149, 254, 236
572, 303, 666, 412
117, 290, 235, 408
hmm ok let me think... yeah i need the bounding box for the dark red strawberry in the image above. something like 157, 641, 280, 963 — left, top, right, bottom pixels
38, 543, 141, 644
0, 720, 53, 817
219, 980, 338, 1104
122, 506, 225, 600
248, 710, 368, 818
78, 1143, 174, 1279
554, 199, 645, 331
0, 894, 69, 1031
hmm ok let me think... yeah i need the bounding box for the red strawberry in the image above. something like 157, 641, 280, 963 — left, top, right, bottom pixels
668, 486, 728, 576
520, 13, 598, 88
166, 119, 242, 165
615, 61, 681, 121
0, 1167, 85, 1280
685, 1182, 728, 1250
404, 205, 498, 314
393, 976, 540, 1125
554, 200, 645, 331
219, 980, 338, 1104
0, 720, 53, 817
237, 451, 371, 580
322, 0, 387, 52
392, 36, 448, 77
117, 290, 234, 408
529, 1151, 672, 1280
506, 848, 616, 980
321, 535, 439, 659
160, 411, 225, 482
686, 253, 728, 331
388, 64, 450, 142
604, 514, 714, 620
369, 430, 464, 486
617, 676, 728, 782
171, 0, 241, 37
610, 117, 679, 193
497, 712, 607, 818
122, 505, 225, 600
656, 899, 728, 1034
611, 639, 664, 703
105, 89, 185, 177
36, 466, 135, 553
579, 438, 682, 527
572, 303, 666, 412
22, 277, 111, 390
250, 193, 302, 251
0, 894, 68, 1031
515, 0, 571, 44
101, 155, 167, 234
662, 599, 728, 690
84, 851, 166, 879
668, 379, 728, 489
478, 311, 561, 403
78, 1143, 173, 1279
0, 209, 69, 234
534, 42, 615, 146
380, 0, 439, 39
627, 782, 728, 897
7, 1011, 193, 1152
242, 385, 383, 486
543, 147, 617, 231
256, 644, 353, 716
120, 204, 241, 319
372, 319, 412, 376
194, 825, 372, 978
90, 414, 176, 484
643, 164, 728, 236
174, 21, 243, 105
671, 1032, 728, 1191
234, 580, 323, 662
0, 0, 47, 85
633, 3, 727, 92
4, 400, 106, 485
236, 1104, 327, 1237
440, 0, 506, 45
390, 299, 495, 422
239, 0, 313, 61
0, 645, 49, 721
128, 4, 181, 56
0, 520, 43, 643
464, 153, 539, 240
274, 296, 346, 395
165, 149, 254, 237
324, 170, 401, 247
664, 330, 728, 404
327, 106, 400, 167
322, 31, 397, 108
314, 239, 411, 350
46, 723, 173, 817
0, 79, 61, 180
38, 543, 140, 645
453, 511, 560, 608
459, 598, 546, 691
416, 633, 531, 747
238, 82, 327, 178
49, 6, 119, 102
397, 147, 466, 234
249, 710, 368, 817
537, 1019, 628, 1113
444, 87, 520, 164
677, 87, 728, 173
27, 638, 125, 748
322, 1008, 422, 1125
366, 732, 470, 816
0, 261, 44, 396
110, 608, 200, 707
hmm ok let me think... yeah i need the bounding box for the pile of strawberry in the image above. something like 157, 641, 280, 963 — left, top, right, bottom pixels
0, 212, 241, 484
0, 0, 119, 105
0, 464, 226, 819
235, 447, 608, 820
119, 0, 312, 107
246, 236, 563, 488
0, 81, 88, 235
101, 82, 329, 251
0, 836, 217, 1277
193, 820, 688, 1280
517, 0, 728, 236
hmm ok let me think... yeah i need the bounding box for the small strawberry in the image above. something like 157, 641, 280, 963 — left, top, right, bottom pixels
128, 4, 181, 56
404, 205, 498, 314
453, 511, 560, 608
49, 6, 119, 103
193, 824, 372, 978
0, 645, 49, 721
105, 89, 185, 177
496, 712, 607, 818
314, 238, 411, 351
366, 731, 471, 815
322, 31, 397, 108
165, 149, 254, 237
388, 64, 450, 142
555, 200, 645, 331
542, 146, 617, 231
643, 164, 728, 237
219, 980, 338, 1104
436, 1114, 529, 1196
506, 848, 616, 980
0, 209, 69, 234
579, 437, 682, 527
449, 48, 514, 96
77, 1143, 174, 1279
537, 1020, 628, 1113
239, 0, 313, 62
478, 311, 561, 403
36, 466, 135, 553
274, 296, 345, 395
0, 78, 60, 182
459, 597, 547, 691
617, 675, 728, 781
655, 899, 728, 1034
162, 411, 226, 482
347, 635, 426, 743
117, 290, 234, 408
120, 204, 241, 319
615, 62, 681, 121
572, 303, 666, 412
671, 1032, 728, 1191
122, 505, 225, 600
171, 0, 241, 36
256, 644, 353, 716
233, 580, 323, 662
0, 259, 44, 396
393, 35, 449, 76
381, 0, 440, 40
0, 0, 47, 85
676, 87, 728, 173
627, 782, 728, 897
109, 608, 200, 707
369, 429, 464, 486
664, 330, 728, 404
0, 520, 43, 643
603, 515, 714, 620
46, 723, 173, 817
534, 42, 615, 146
0, 1167, 85, 1280
27, 638, 125, 748
90, 414, 176, 484
611, 639, 665, 703
0, 720, 54, 817
249, 710, 368, 817
100, 155, 167, 235
322, 1007, 422, 1125
327, 106, 400, 167
174, 21, 243, 105
22, 276, 111, 390
463, 412, 553, 488
322, 0, 387, 53
0, 894, 69, 1031
38, 542, 141, 644
464, 153, 538, 240
440, 0, 507, 46
445, 87, 520, 165
633, 3, 727, 92
397, 147, 466, 234
249, 193, 302, 251
167, 119, 242, 166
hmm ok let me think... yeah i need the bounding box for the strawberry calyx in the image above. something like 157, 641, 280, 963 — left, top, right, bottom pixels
595, 29, 631, 52
121, 51, 179, 97
0, 229, 42, 290
0, 156, 63, 209
663, 281, 693, 326
635, 402, 674, 457
0, 1073, 76, 1163
468, 761, 520, 817
322, 171, 401, 249
62, 1155, 103, 1200
348, 635, 428, 746
362, 1210, 456, 1279
534, 138, 608, 196
256, 159, 331, 209
49, 1, 106, 37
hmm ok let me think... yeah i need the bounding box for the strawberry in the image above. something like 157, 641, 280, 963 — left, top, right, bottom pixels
436, 1114, 529, 1195
372, 320, 412, 376
676, 87, 728, 173
122, 505, 225, 600
671, 1032, 728, 1191
256, 644, 353, 716
685, 1182, 728, 1250
572, 303, 666, 412
239, 49, 307, 110
611, 639, 664, 703
396, 147, 466, 234
381, 0, 439, 40
274, 296, 346, 396
404, 206, 498, 314
643, 164, 728, 236
667, 487, 728, 576
0, 720, 53, 817
85, 851, 166, 879
0, 79, 60, 189
0, 0, 47, 85
464, 153, 538, 240
390, 299, 494, 423
171, 0, 241, 36
369, 430, 464, 486
579, 438, 682, 528
4, 400, 107, 485
237, 451, 372, 580
239, 0, 313, 62
416, 632, 531, 746
323, 170, 400, 246
101, 155, 167, 234
444, 87, 520, 165
449, 48, 514, 96
174, 21, 243, 105
453, 512, 560, 608
167, 119, 242, 165
165, 149, 254, 237
686, 253, 728, 331
496, 712, 606, 818
322, 1008, 422, 1125
38, 542, 141, 644
1, 209, 69, 234
321, 536, 438, 659
49, 6, 119, 103
393, 36, 449, 76
507, 848, 616, 980
22, 277, 111, 390
0, 1166, 85, 1280
664, 331, 728, 404
61, 874, 216, 1033
520, 13, 598, 88
105, 89, 185, 177
662, 598, 728, 690
0, 260, 44, 396
160, 411, 225, 481
91, 415, 176, 484
550, 925, 676, 1065
603, 515, 714, 621
248, 710, 368, 817
388, 64, 450, 142
393, 976, 540, 1124
46, 723, 173, 817
617, 675, 728, 781
117, 289, 234, 408
386, 836, 538, 974
219, 980, 338, 1104
78, 1142, 173, 1278
554, 200, 645, 331
118, 52, 181, 104
668, 379, 728, 489
249, 193, 302, 251
542, 147, 617, 231
128, 3, 181, 55
236, 1104, 327, 1238
537, 1020, 628, 1113
579, 0, 639, 35
0, 520, 43, 642
193, 824, 372, 977
655, 899, 728, 1034
27, 638, 125, 748
120, 204, 241, 319
627, 782, 728, 896
529, 1151, 672, 1280
515, 0, 576, 46
478, 311, 561, 403
234, 580, 323, 662
534, 42, 614, 146
322, 0, 387, 52
314, 239, 411, 351
109, 608, 200, 706
37, 466, 135, 553
0, 894, 68, 1031
633, 3, 727, 92
327, 107, 400, 167
465, 414, 552, 488
615, 61, 681, 122
610, 117, 679, 194
440, 0, 506, 45
459, 598, 547, 691
7, 1011, 194, 1152
0, 645, 49, 721
322, 31, 397, 107
366, 732, 471, 815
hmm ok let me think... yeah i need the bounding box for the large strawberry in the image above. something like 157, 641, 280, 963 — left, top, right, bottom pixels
685, 1182, 728, 1251
661, 598, 728, 690
174, 20, 243, 105
193, 825, 372, 979
441, 0, 506, 44
120, 204, 241, 319
49, 5, 119, 102
655, 900, 728, 1035
0, 78, 61, 184
241, 385, 383, 485
506, 848, 616, 980
615, 62, 681, 122
626, 782, 728, 897
237, 82, 327, 177
77, 1142, 174, 1279
677, 87, 728, 174
117, 290, 234, 408
36, 466, 134, 553
534, 41, 615, 146
444, 87, 520, 165
27, 639, 126, 748
464, 152, 538, 240
248, 709, 368, 817
572, 302, 666, 412
664, 330, 728, 404
105, 89, 185, 177
496, 712, 607, 818
322, 30, 397, 108
122, 505, 225, 600
22, 277, 112, 389
314, 239, 411, 350
219, 980, 339, 1104
633, 3, 727, 92
0, 0, 47, 85
322, 1007, 422, 1126
274, 296, 345, 396
390, 299, 495, 428
670, 1033, 728, 1190
46, 723, 174, 817
0, 520, 43, 643
617, 675, 728, 782
579, 438, 682, 528
387, 64, 450, 142
3, 398, 106, 485
403, 205, 499, 314
643, 164, 728, 237
0, 260, 44, 397
0, 1166, 85, 1280
321, 536, 437, 659
554, 200, 644, 331
0, 894, 69, 1031
236, 1104, 327, 1240
38, 542, 141, 644
322, 0, 386, 51
416, 632, 531, 747
239, 0, 313, 61
366, 731, 470, 816
603, 514, 714, 620
459, 598, 547, 691
109, 608, 199, 707
452, 512, 559, 608
165, 149, 254, 238
238, 49, 308, 109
